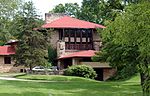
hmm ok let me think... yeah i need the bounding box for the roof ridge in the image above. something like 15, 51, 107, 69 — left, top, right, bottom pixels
42, 16, 105, 29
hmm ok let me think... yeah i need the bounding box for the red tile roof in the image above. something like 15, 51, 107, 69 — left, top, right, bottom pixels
58, 50, 96, 59
42, 16, 106, 29
0, 46, 15, 55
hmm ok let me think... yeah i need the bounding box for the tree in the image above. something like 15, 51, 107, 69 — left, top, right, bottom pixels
15, 1, 48, 70
79, 0, 124, 24
94, 1, 150, 95
48, 46, 57, 66
50, 3, 80, 17
0, 0, 22, 44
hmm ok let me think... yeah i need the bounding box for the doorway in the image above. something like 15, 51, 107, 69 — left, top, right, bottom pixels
94, 68, 103, 81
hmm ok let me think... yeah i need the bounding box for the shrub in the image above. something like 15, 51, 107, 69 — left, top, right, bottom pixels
64, 65, 97, 79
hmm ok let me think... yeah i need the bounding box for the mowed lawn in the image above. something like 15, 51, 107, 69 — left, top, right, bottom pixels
0, 74, 142, 96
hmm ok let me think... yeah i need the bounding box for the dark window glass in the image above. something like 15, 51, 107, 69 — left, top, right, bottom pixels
82, 29, 87, 37
64, 30, 69, 37
4, 57, 11, 64
76, 30, 81, 37
70, 30, 75, 37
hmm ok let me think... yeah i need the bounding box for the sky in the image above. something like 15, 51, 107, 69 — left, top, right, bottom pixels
25, 0, 83, 19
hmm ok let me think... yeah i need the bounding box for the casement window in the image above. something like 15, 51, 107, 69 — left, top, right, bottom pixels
59, 29, 94, 50
4, 57, 11, 64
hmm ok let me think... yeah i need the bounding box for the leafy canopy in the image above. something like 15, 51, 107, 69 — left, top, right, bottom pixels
94, 1, 150, 94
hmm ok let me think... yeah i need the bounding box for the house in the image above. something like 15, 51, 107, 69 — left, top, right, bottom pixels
0, 40, 25, 73
41, 13, 116, 81
0, 13, 115, 80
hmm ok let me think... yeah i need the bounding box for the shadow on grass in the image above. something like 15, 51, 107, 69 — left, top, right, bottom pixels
0, 80, 142, 96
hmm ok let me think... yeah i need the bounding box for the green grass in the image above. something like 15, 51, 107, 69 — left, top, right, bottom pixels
0, 74, 142, 96
0, 73, 26, 77
16, 75, 96, 82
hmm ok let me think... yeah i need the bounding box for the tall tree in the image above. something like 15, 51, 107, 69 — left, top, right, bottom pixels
79, 0, 124, 24
0, 0, 22, 44
15, 1, 48, 70
94, 1, 150, 95
50, 3, 80, 17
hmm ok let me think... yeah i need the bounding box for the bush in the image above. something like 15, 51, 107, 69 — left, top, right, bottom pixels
109, 64, 138, 80
64, 65, 97, 79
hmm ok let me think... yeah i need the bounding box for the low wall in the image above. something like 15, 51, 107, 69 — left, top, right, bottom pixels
103, 68, 116, 81
80, 62, 111, 68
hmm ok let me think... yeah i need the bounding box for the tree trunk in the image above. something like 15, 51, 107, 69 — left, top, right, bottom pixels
140, 63, 150, 96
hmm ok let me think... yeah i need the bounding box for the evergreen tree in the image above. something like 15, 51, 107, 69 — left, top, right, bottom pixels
15, 1, 48, 70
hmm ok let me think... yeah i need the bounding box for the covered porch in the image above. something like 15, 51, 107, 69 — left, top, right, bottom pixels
57, 50, 116, 81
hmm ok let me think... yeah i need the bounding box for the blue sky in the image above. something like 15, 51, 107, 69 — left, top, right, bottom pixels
25, 0, 82, 19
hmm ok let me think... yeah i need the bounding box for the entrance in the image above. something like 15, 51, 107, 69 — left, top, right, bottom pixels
94, 68, 103, 81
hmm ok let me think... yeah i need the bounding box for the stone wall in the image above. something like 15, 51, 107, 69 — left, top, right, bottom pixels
57, 40, 65, 57
0, 56, 25, 73
93, 31, 102, 51
50, 30, 59, 48
81, 62, 111, 68
45, 13, 66, 23
103, 68, 116, 81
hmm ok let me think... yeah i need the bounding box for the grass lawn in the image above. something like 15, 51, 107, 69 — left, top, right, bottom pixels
0, 74, 142, 96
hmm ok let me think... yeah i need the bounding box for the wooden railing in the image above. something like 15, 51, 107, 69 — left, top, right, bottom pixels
65, 44, 93, 50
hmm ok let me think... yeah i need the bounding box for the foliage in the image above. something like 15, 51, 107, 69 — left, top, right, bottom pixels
48, 46, 57, 66
15, 1, 48, 70
93, 44, 139, 80
0, 0, 22, 43
50, 0, 124, 25
50, 3, 80, 17
95, 1, 150, 95
78, 0, 124, 24
64, 65, 97, 79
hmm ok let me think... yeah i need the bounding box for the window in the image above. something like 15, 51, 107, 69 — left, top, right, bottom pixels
4, 57, 11, 64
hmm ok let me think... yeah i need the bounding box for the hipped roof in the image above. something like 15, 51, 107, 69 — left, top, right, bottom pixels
58, 50, 96, 59
0, 46, 15, 55
42, 16, 105, 29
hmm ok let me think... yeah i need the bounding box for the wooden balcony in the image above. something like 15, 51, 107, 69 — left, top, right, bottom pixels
65, 44, 93, 50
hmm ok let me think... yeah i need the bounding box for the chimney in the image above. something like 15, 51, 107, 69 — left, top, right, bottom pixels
45, 13, 66, 23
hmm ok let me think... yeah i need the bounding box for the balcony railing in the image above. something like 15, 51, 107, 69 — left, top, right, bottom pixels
65, 44, 93, 50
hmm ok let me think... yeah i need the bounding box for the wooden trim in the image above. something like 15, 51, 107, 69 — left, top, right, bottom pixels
62, 29, 65, 41
75, 29, 76, 49
68, 29, 71, 49
86, 30, 88, 50
80, 30, 82, 50
91, 29, 94, 50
